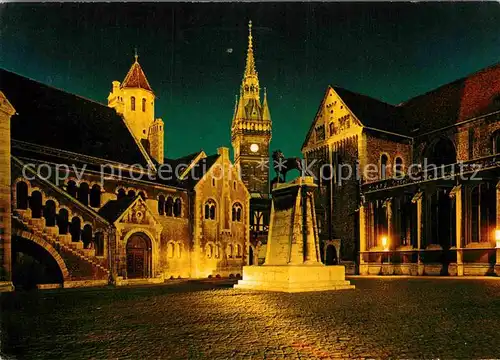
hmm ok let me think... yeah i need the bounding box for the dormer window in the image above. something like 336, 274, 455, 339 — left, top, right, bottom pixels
131, 96, 136, 111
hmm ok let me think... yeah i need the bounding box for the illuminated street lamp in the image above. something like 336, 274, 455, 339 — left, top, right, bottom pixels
381, 236, 388, 251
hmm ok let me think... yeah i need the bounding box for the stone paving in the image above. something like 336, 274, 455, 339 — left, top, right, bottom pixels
1, 277, 500, 359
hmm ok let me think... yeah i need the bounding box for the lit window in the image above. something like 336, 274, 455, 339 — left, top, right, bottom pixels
232, 203, 243, 222
204, 199, 216, 220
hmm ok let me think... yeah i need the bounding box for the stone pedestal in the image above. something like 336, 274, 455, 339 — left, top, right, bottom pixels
235, 265, 353, 292
235, 177, 354, 293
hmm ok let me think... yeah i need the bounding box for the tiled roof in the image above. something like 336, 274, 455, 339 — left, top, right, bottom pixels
399, 62, 500, 134
121, 60, 153, 92
332, 86, 404, 134
0, 68, 149, 166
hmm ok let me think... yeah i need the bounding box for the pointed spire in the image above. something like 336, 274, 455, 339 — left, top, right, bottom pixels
244, 20, 256, 77
235, 91, 246, 120
122, 53, 153, 92
262, 87, 271, 121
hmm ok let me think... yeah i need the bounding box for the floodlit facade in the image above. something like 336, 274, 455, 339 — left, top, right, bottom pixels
302, 63, 500, 276
0, 55, 250, 290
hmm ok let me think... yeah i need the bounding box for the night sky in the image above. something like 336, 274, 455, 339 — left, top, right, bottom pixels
1, 3, 499, 160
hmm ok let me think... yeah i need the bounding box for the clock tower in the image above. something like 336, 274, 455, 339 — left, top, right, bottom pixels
231, 21, 272, 198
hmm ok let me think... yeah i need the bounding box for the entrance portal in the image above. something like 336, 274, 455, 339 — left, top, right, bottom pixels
126, 233, 152, 279
325, 245, 338, 265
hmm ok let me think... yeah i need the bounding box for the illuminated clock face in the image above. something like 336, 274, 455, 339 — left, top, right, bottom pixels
250, 143, 259, 153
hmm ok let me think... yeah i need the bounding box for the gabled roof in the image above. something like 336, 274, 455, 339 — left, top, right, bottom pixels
121, 58, 153, 92
184, 154, 220, 189
0, 68, 149, 167
332, 86, 403, 134
97, 196, 137, 223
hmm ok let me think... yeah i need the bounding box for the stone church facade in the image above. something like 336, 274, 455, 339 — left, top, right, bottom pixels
0, 51, 250, 290
302, 63, 500, 276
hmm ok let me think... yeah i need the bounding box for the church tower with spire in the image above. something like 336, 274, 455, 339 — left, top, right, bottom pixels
108, 52, 164, 164
231, 21, 272, 197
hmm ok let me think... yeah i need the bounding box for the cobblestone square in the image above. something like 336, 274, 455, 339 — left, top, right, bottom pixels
2, 277, 500, 359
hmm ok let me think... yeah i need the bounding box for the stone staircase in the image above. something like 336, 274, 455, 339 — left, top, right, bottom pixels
12, 210, 109, 276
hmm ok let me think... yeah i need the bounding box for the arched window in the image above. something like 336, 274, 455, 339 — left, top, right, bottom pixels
131, 96, 136, 111
492, 130, 500, 154
329, 122, 335, 135
167, 242, 174, 258
165, 196, 174, 216
227, 244, 233, 258
82, 224, 93, 248
70, 217, 81, 242
158, 195, 165, 215
89, 184, 101, 208
67, 180, 77, 198
424, 137, 456, 166
380, 154, 388, 180
206, 244, 213, 258
127, 190, 136, 198
57, 209, 69, 235
117, 188, 126, 200
236, 244, 242, 258
43, 200, 56, 227
78, 182, 89, 206
29, 191, 43, 218
394, 157, 404, 178
204, 199, 216, 220
215, 244, 220, 259
94, 232, 104, 256
232, 203, 242, 222
16, 181, 28, 209
142, 98, 146, 112
173, 198, 182, 217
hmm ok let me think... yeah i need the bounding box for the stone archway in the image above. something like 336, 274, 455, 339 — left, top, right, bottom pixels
12, 229, 70, 289
126, 233, 152, 279
323, 239, 341, 265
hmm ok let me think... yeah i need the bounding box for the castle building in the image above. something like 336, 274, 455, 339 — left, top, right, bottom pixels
231, 21, 272, 265
0, 55, 250, 290
302, 63, 500, 276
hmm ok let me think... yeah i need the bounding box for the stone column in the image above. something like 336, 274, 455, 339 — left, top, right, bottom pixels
369, 202, 375, 250
454, 185, 464, 276
386, 198, 394, 250
495, 182, 500, 273
359, 202, 368, 275
0, 92, 15, 291
412, 192, 424, 275
106, 228, 117, 285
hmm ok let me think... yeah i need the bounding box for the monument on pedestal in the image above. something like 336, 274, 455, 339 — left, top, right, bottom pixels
235, 176, 354, 292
